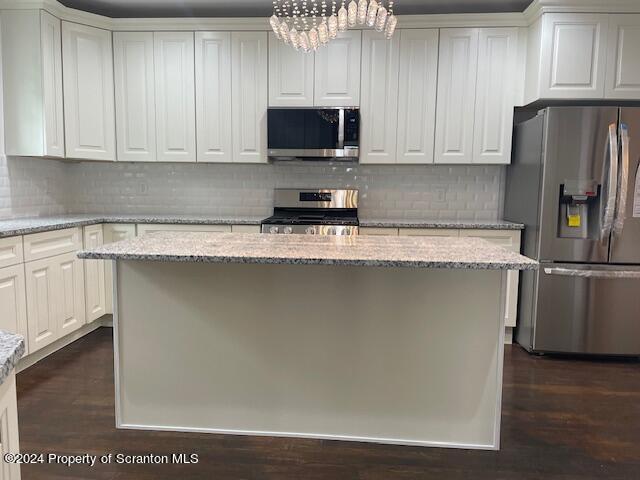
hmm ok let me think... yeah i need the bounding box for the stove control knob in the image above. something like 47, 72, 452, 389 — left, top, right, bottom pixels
269, 226, 279, 234
305, 226, 316, 235
283, 226, 293, 234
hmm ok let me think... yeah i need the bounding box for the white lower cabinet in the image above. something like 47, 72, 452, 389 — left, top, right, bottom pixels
0, 265, 28, 354
459, 229, 521, 331
25, 252, 86, 354
0, 372, 21, 480
83, 225, 106, 322
103, 224, 137, 315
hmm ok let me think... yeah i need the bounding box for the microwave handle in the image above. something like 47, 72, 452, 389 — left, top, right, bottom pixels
338, 109, 345, 149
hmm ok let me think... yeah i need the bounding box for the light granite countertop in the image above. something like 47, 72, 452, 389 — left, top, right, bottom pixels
78, 231, 538, 270
0, 332, 25, 386
0, 214, 524, 238
0, 214, 265, 238
359, 219, 524, 230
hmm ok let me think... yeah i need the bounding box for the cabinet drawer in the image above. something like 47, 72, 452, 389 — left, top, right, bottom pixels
23, 227, 82, 262
137, 224, 232, 235
398, 228, 459, 237
0, 237, 24, 268
459, 229, 521, 252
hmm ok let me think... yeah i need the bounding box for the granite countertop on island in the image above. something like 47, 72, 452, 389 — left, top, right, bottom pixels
79, 231, 538, 270
0, 332, 25, 386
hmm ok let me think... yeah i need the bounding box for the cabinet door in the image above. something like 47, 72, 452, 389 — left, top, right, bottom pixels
268, 33, 314, 106
154, 32, 196, 162
539, 13, 608, 99
0, 373, 21, 480
62, 21, 116, 161
56, 252, 86, 337
0, 265, 28, 354
231, 32, 268, 163
473, 28, 519, 164
25, 257, 58, 352
114, 32, 157, 161
314, 31, 361, 106
359, 31, 400, 164
83, 225, 106, 322
40, 11, 65, 157
435, 28, 479, 164
104, 224, 137, 315
195, 32, 233, 162
605, 15, 640, 99
396, 29, 439, 164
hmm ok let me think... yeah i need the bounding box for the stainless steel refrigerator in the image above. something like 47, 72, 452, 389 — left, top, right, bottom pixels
505, 107, 640, 355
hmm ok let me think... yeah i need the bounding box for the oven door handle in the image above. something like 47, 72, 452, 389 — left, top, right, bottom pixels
544, 267, 640, 279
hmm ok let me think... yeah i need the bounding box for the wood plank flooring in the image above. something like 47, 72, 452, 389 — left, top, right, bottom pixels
16, 327, 640, 479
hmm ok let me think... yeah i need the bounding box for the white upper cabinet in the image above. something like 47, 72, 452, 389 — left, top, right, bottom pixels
395, 29, 439, 164
154, 32, 196, 162
435, 28, 479, 164
473, 28, 519, 164
525, 13, 608, 102
1, 10, 64, 157
114, 32, 157, 162
62, 21, 116, 161
268, 33, 314, 106
359, 31, 400, 164
605, 15, 640, 99
314, 31, 361, 106
195, 32, 233, 162
231, 32, 268, 163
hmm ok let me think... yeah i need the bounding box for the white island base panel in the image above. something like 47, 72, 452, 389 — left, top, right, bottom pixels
114, 261, 506, 450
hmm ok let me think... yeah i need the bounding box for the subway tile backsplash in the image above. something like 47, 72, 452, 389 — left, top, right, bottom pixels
1, 156, 505, 221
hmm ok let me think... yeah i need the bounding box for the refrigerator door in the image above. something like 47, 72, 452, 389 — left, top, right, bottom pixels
538, 107, 619, 263
610, 108, 640, 264
534, 263, 640, 355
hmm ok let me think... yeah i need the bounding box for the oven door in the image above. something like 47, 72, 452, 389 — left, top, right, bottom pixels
267, 108, 359, 159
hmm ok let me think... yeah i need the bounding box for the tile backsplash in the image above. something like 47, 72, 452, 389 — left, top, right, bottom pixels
0, 157, 504, 221
65, 161, 505, 221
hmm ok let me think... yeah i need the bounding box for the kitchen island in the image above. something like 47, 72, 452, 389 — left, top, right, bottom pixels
79, 232, 537, 450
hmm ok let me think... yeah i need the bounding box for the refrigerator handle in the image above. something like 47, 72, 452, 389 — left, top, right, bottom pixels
544, 267, 640, 279
613, 123, 630, 237
601, 123, 619, 242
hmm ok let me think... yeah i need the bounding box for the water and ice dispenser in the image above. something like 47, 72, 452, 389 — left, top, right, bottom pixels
557, 180, 600, 239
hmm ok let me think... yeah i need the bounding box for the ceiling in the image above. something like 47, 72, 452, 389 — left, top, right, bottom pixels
58, 0, 535, 18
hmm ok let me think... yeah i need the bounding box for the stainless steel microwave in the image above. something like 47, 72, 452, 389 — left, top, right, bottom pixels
267, 108, 359, 161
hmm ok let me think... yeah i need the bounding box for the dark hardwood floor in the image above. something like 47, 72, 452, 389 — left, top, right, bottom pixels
16, 327, 640, 480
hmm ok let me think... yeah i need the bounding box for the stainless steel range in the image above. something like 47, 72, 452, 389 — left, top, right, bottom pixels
261, 188, 359, 236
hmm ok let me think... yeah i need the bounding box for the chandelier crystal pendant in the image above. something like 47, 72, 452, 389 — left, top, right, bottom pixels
270, 0, 398, 52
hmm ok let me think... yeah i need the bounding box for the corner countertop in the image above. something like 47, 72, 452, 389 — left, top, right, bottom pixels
78, 231, 538, 270
0, 332, 25, 386
0, 214, 524, 238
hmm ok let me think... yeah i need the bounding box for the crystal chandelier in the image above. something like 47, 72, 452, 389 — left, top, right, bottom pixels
269, 1, 398, 52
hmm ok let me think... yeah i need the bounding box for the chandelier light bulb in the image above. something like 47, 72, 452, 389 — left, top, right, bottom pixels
366, 0, 378, 27
289, 27, 300, 49
318, 21, 329, 44
337, 6, 348, 31
299, 30, 310, 52
357, 0, 367, 24
328, 13, 338, 38
270, 14, 281, 38
385, 13, 397, 39
374, 6, 387, 32
309, 27, 319, 50
280, 20, 290, 44
347, 0, 357, 26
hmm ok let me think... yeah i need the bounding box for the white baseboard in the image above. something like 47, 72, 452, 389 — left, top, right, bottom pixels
16, 316, 113, 373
